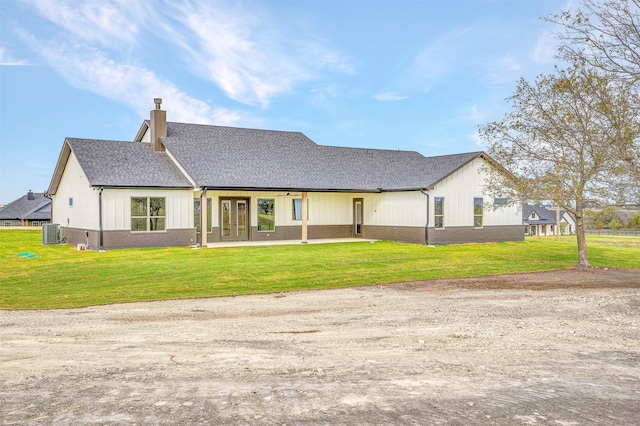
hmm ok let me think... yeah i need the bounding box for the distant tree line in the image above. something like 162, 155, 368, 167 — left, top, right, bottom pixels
584, 207, 640, 230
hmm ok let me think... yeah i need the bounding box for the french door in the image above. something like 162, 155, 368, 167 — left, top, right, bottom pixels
221, 198, 249, 241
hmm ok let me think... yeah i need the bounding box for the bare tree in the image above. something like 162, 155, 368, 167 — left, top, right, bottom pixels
546, 0, 640, 196
479, 66, 640, 267
547, 0, 640, 78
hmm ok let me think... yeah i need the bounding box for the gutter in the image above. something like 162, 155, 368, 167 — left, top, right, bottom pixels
197, 186, 385, 193
420, 190, 429, 245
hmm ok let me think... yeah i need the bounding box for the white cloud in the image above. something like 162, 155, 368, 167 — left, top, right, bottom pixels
410, 27, 474, 86
532, 30, 558, 64
24, 0, 142, 46
164, 1, 352, 107
373, 92, 408, 102
498, 54, 523, 72
0, 46, 28, 66
461, 105, 489, 124
304, 46, 356, 75
483, 54, 527, 87
470, 131, 486, 149
17, 0, 354, 111
531, 0, 580, 66
18, 31, 242, 126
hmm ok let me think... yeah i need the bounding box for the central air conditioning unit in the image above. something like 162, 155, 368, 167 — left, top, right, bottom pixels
42, 223, 60, 245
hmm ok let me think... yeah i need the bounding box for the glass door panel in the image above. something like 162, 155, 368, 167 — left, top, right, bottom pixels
222, 200, 231, 237
237, 200, 247, 237
354, 199, 363, 236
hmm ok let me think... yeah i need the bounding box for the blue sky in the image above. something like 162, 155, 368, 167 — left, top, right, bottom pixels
0, 0, 569, 204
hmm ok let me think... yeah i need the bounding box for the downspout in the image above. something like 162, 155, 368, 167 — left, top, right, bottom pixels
420, 190, 429, 245
98, 187, 104, 251
200, 187, 208, 247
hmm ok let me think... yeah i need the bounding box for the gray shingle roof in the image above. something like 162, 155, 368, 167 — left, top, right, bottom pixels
162, 122, 482, 191
49, 121, 486, 194
523, 205, 569, 224
65, 138, 193, 188
0, 192, 51, 220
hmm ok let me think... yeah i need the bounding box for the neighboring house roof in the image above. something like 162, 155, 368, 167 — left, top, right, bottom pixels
523, 205, 572, 225
50, 121, 487, 194
160, 122, 483, 192
49, 138, 193, 194
0, 192, 51, 221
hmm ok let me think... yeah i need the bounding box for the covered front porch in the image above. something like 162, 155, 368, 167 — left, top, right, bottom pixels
195, 190, 366, 246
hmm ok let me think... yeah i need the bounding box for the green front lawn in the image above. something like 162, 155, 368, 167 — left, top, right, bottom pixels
1, 229, 638, 309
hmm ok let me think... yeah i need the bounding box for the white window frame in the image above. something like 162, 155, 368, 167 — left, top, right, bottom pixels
292, 198, 309, 221
130, 196, 166, 232
257, 198, 275, 232
434, 197, 444, 229
473, 197, 484, 228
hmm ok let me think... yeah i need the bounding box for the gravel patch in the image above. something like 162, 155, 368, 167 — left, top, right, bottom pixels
1, 268, 639, 425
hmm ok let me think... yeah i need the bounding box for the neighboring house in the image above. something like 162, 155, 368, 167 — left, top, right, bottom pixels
47, 99, 524, 249
523, 205, 576, 236
0, 191, 51, 227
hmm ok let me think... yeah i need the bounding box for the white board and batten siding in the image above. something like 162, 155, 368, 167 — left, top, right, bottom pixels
101, 189, 193, 231
429, 157, 521, 227
303, 192, 353, 225
52, 151, 99, 229
363, 192, 427, 227
278, 191, 426, 228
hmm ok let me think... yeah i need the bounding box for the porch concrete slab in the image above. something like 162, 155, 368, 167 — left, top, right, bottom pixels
206, 238, 376, 248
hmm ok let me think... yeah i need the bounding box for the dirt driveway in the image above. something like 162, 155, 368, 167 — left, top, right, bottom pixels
1, 268, 639, 425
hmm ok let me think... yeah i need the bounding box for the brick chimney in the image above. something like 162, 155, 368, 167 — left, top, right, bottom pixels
150, 98, 166, 152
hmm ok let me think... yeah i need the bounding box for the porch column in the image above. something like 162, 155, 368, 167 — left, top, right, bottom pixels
201, 188, 208, 247
301, 191, 308, 244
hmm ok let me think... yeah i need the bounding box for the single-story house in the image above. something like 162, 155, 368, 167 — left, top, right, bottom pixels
0, 191, 51, 227
47, 99, 524, 249
523, 205, 575, 236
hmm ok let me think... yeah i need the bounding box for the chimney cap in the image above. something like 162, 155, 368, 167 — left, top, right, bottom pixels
154, 98, 162, 109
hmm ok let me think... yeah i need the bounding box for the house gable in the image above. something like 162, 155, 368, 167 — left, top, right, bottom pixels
134, 120, 150, 143
50, 149, 97, 229
49, 138, 193, 195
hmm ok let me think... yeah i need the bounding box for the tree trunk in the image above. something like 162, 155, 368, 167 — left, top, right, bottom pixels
556, 203, 560, 241
574, 200, 591, 268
